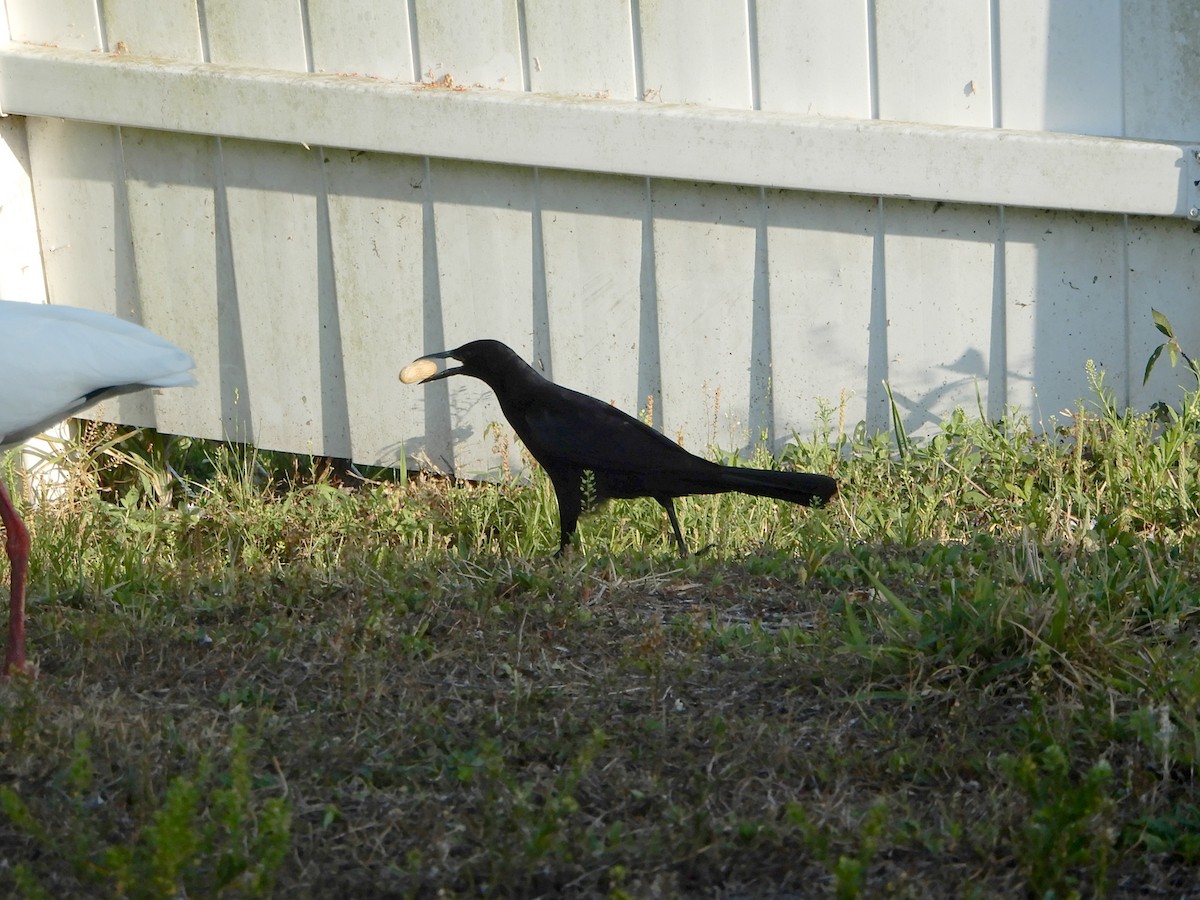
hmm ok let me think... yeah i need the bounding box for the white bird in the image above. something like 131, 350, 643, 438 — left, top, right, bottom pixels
0, 300, 196, 677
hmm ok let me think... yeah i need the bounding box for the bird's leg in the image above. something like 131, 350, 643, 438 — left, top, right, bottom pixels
554, 522, 574, 557
658, 498, 690, 557
550, 474, 583, 557
0, 478, 30, 678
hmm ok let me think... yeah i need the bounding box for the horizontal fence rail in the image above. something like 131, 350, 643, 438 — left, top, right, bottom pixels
0, 43, 1197, 220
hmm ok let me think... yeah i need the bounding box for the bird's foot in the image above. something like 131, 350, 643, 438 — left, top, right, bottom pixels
1, 658, 36, 681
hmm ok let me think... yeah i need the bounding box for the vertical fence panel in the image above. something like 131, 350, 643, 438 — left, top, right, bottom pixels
883, 202, 998, 434
639, 1, 758, 452
653, 182, 761, 452
398, 1, 533, 471
524, 0, 636, 97
219, 140, 336, 453
875, 0, 993, 127
200, 2, 333, 451
4, 0, 101, 49
0, 117, 46, 303
875, 2, 999, 434
638, 0, 752, 107
120, 128, 225, 439
412, 0, 524, 88
425, 159, 535, 475
26, 118, 160, 426
1, 111, 59, 482
324, 150, 429, 466
1122, 0, 1200, 141
96, 2, 217, 437
538, 170, 651, 418
203, 0, 307, 70
102, 0, 202, 58
308, 0, 416, 80
997, 0, 1123, 136
766, 191, 878, 438
756, 0, 872, 117
1004, 208, 1127, 422
997, 1, 1128, 418
524, 2, 644, 426
756, 2, 876, 438
1127, 217, 1200, 410
26, 120, 123, 316
427, 163, 534, 346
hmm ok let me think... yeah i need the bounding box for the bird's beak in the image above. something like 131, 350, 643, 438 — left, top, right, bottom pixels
399, 350, 461, 384
420, 350, 461, 383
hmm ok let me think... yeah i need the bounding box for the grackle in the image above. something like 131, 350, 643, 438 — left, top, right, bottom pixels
403, 340, 836, 555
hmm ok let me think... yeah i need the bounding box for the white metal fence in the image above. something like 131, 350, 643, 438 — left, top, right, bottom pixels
1, 1, 1197, 475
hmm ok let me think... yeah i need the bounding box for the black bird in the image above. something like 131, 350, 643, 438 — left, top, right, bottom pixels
402, 340, 837, 555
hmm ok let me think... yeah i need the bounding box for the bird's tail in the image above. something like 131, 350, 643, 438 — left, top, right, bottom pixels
697, 465, 837, 507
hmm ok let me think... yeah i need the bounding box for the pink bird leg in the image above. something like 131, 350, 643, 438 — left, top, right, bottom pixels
0, 478, 30, 678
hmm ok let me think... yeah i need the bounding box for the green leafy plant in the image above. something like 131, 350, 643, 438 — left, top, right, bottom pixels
1, 726, 290, 898
1002, 744, 1115, 898
1144, 307, 1200, 386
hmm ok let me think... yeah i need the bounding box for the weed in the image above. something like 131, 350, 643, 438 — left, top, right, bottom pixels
1002, 744, 1115, 898
1, 725, 290, 897
1144, 307, 1200, 387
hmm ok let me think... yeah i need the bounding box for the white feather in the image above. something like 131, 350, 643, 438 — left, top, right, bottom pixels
0, 300, 196, 446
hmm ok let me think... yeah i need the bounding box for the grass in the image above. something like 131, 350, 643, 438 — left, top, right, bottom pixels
3, 364, 1200, 897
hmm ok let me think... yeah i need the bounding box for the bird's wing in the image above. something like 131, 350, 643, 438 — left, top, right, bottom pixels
516, 387, 702, 475
0, 301, 196, 444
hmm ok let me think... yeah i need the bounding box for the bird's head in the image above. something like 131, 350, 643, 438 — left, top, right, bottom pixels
400, 340, 529, 388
